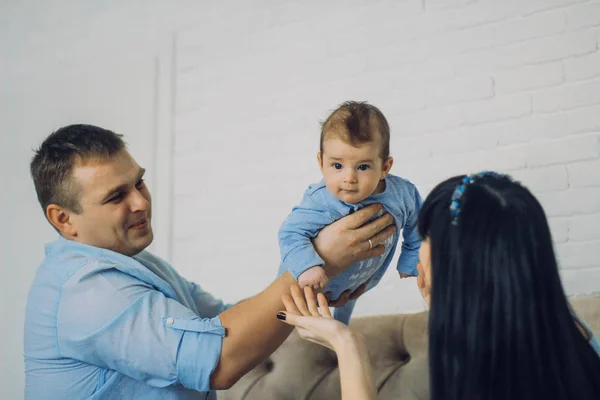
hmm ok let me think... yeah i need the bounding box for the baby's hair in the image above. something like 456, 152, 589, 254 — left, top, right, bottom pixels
320, 101, 390, 159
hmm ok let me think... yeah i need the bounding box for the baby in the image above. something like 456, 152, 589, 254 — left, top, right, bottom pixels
278, 101, 423, 324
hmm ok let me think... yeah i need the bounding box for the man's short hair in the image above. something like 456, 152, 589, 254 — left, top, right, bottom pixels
30, 124, 126, 215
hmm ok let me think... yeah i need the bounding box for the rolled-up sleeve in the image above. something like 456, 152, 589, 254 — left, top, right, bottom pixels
57, 264, 225, 392
166, 316, 225, 390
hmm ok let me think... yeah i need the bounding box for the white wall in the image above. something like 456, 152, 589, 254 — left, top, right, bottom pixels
0, 2, 198, 398
172, 0, 600, 313
2, 0, 599, 399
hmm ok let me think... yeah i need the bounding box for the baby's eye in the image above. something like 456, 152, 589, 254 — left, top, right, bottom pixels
358, 164, 370, 171
333, 163, 342, 170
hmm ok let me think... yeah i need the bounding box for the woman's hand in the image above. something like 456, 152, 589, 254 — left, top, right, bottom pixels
278, 286, 351, 351
277, 286, 376, 400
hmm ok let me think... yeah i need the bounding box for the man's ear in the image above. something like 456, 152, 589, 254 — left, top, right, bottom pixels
46, 204, 77, 237
381, 156, 393, 178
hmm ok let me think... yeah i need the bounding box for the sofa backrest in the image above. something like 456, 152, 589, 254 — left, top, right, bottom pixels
219, 294, 600, 400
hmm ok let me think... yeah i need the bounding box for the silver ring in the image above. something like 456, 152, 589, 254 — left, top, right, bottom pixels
368, 239, 373, 250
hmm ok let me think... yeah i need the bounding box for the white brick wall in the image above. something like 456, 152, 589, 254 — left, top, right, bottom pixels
1, 2, 227, 399
567, 1, 600, 29
173, 0, 600, 308
569, 158, 600, 186
534, 80, 600, 112
570, 214, 600, 240
566, 52, 600, 80
4, 1, 600, 398
494, 62, 564, 94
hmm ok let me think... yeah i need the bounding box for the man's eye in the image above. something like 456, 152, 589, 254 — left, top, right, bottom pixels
333, 163, 342, 170
136, 179, 145, 189
109, 193, 124, 203
358, 165, 370, 171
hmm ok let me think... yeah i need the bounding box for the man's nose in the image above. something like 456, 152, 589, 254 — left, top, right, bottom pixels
130, 189, 150, 212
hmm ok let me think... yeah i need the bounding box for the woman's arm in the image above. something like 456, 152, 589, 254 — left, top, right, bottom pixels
334, 330, 376, 400
278, 286, 375, 400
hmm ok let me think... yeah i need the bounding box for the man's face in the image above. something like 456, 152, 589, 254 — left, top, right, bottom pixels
67, 150, 153, 256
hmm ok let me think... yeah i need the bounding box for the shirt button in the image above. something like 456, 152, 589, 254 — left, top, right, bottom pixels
166, 317, 174, 325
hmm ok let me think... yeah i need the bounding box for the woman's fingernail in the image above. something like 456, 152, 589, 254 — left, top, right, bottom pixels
276, 312, 286, 321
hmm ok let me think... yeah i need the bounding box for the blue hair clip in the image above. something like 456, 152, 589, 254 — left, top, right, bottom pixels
449, 171, 514, 225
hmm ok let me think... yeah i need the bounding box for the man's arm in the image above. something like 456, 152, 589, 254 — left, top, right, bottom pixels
58, 265, 226, 393
211, 271, 296, 389
210, 204, 397, 389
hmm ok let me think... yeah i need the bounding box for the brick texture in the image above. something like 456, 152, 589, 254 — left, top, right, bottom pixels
173, 0, 600, 307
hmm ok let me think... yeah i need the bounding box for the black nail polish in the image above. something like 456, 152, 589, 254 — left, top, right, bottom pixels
276, 312, 286, 321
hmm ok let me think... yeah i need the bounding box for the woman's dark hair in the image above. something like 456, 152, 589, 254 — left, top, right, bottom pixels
418, 173, 600, 400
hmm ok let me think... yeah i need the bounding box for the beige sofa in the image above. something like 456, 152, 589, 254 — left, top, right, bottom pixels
219, 294, 600, 400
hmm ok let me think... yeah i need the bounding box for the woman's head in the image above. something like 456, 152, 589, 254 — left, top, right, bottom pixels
417, 172, 600, 400
417, 172, 563, 309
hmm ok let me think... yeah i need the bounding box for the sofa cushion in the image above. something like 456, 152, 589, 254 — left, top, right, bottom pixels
219, 312, 429, 400
218, 294, 600, 400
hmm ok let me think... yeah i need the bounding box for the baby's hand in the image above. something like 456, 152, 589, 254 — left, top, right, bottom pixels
298, 266, 329, 290
399, 272, 417, 279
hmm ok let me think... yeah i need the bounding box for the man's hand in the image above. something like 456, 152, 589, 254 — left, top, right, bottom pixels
323, 282, 367, 307
399, 272, 417, 279
312, 204, 396, 278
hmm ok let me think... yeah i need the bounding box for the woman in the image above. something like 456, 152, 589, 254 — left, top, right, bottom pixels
278, 172, 600, 400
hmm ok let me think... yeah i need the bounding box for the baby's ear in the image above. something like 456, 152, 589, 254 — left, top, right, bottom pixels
381, 156, 393, 177
317, 152, 324, 169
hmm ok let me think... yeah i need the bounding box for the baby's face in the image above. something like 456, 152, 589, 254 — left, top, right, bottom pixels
318, 137, 392, 204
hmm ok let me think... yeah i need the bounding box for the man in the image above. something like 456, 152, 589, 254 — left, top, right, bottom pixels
24, 124, 395, 399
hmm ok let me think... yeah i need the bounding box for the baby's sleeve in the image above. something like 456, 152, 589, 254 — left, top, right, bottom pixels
278, 193, 333, 279
397, 183, 423, 275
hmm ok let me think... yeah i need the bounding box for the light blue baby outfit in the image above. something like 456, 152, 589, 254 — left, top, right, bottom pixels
278, 174, 422, 324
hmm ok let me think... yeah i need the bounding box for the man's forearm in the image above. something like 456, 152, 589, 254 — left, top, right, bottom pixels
210, 271, 296, 389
